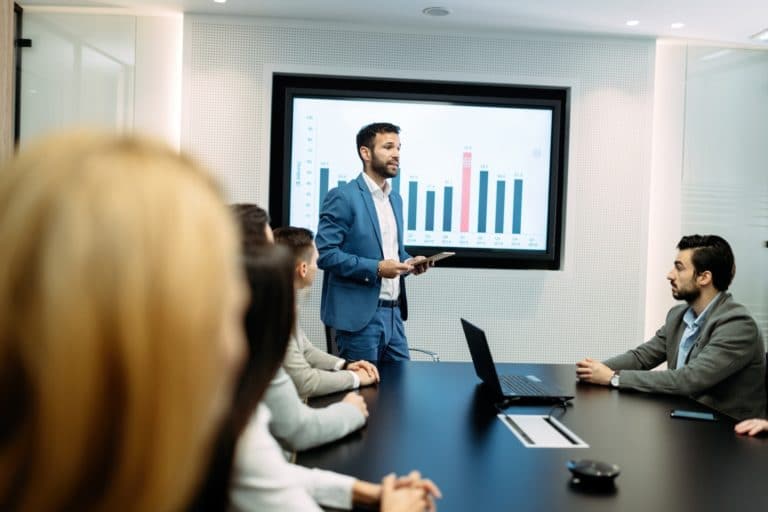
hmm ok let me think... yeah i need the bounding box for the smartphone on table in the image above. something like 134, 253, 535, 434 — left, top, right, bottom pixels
670, 409, 716, 421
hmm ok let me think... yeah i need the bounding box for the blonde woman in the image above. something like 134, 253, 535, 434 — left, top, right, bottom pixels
0, 132, 247, 511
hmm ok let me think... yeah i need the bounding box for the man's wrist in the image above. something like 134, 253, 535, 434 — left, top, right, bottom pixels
376, 261, 383, 278
349, 370, 360, 388
609, 370, 621, 388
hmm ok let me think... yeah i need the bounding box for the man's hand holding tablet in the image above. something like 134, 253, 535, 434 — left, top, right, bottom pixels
405, 252, 455, 275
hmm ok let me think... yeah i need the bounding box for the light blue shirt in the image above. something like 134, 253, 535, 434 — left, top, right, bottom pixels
676, 293, 721, 368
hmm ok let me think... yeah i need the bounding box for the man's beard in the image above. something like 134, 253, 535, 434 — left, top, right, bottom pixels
672, 283, 701, 303
370, 155, 398, 179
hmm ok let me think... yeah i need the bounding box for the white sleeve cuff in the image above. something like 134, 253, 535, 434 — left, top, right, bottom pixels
309, 469, 356, 509
334, 358, 346, 371
348, 370, 360, 389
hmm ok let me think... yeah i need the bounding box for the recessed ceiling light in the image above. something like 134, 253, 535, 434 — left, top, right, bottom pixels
750, 28, 768, 41
626, 20, 640, 27
214, 0, 226, 4
670, 22, 685, 29
422, 6, 451, 17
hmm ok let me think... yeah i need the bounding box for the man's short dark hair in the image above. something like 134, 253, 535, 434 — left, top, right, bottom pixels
677, 235, 735, 291
231, 203, 270, 257
356, 122, 400, 163
274, 226, 314, 263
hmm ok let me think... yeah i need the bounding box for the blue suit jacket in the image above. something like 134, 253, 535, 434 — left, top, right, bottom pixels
316, 173, 411, 332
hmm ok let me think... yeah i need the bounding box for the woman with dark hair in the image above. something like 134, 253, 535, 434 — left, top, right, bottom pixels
193, 244, 441, 511
231, 204, 370, 454
236, 246, 297, 434
188, 245, 295, 512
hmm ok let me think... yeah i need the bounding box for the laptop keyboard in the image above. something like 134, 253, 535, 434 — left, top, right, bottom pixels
500, 374, 550, 396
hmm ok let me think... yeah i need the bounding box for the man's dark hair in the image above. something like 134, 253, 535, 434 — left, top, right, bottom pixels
356, 122, 400, 163
677, 235, 735, 291
231, 203, 271, 253
274, 226, 314, 263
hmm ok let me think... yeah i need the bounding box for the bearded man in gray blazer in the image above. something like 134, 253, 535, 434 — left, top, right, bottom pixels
577, 235, 765, 420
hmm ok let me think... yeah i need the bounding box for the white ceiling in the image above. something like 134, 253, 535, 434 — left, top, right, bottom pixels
19, 0, 768, 47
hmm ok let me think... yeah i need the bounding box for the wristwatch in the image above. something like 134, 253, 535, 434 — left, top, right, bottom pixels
610, 371, 620, 388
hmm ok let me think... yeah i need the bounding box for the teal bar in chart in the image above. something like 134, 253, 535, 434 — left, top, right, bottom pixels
392, 173, 400, 195
425, 190, 435, 231
495, 180, 506, 234
478, 171, 488, 233
512, 179, 523, 234
408, 181, 418, 230
319, 167, 329, 208
443, 186, 453, 231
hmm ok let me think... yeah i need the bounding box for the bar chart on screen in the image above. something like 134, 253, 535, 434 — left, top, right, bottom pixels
289, 97, 553, 251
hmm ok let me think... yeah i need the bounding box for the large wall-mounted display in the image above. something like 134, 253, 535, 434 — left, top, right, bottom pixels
270, 73, 569, 269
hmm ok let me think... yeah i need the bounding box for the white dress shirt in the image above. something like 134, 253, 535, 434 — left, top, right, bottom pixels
362, 172, 400, 301
229, 404, 355, 512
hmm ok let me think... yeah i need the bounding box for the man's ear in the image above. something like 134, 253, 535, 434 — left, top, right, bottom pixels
297, 261, 307, 279
359, 146, 371, 163
697, 270, 713, 287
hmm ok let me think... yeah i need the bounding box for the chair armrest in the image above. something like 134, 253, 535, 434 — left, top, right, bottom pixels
409, 347, 440, 362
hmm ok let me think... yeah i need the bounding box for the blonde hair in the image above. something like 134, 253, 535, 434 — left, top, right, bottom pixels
0, 132, 242, 511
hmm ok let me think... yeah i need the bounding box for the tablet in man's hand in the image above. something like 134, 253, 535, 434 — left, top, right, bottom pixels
424, 251, 455, 264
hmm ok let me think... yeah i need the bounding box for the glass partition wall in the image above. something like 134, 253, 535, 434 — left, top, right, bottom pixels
682, 45, 768, 346
18, 11, 135, 144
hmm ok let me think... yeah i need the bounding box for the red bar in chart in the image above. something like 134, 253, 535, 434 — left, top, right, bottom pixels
460, 151, 472, 232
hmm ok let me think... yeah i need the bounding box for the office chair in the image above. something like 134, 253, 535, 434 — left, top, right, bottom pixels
324, 324, 440, 362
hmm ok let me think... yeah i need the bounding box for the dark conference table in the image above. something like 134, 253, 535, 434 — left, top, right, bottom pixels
299, 362, 768, 511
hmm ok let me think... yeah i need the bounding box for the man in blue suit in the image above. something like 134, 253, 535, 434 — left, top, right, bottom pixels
316, 122, 429, 362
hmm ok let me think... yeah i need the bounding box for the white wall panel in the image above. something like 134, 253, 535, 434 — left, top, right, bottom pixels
134, 15, 183, 149
645, 42, 686, 339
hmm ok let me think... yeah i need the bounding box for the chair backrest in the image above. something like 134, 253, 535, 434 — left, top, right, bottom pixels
324, 324, 340, 356
324, 323, 440, 362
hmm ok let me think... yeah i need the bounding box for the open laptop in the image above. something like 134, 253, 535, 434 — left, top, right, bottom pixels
460, 318, 573, 404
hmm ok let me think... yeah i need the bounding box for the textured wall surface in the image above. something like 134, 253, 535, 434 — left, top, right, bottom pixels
183, 17, 656, 363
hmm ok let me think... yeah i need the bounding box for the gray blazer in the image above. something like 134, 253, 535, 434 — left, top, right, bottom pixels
604, 292, 766, 420
283, 323, 356, 399
262, 368, 365, 453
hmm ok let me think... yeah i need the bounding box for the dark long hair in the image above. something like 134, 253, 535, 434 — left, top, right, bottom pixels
234, 245, 295, 430
188, 245, 295, 511
231, 203, 271, 253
